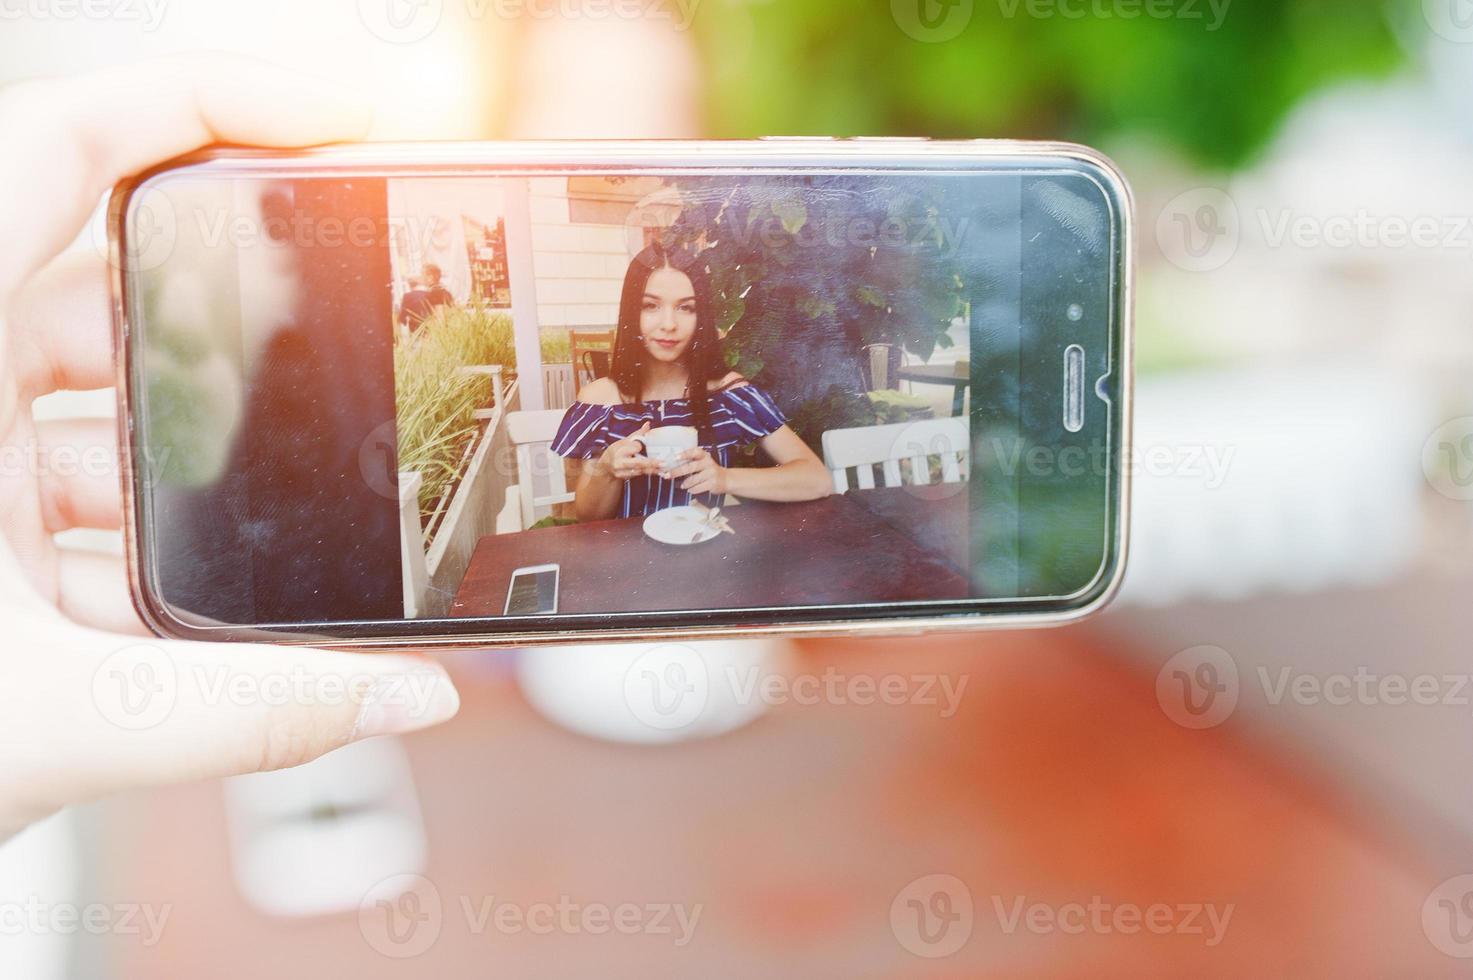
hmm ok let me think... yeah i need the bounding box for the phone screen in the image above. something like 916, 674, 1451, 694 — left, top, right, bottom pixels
116, 148, 1126, 641
505, 568, 558, 616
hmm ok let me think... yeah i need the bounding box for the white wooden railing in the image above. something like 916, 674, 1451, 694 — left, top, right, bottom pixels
399, 369, 521, 619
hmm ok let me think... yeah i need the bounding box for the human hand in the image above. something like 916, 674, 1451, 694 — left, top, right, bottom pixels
0, 55, 460, 843
600, 421, 664, 482
667, 447, 728, 497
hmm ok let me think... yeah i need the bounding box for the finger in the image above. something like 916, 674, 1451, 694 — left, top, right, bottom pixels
0, 53, 372, 295
34, 418, 122, 533
625, 461, 662, 479
681, 470, 715, 493
17, 637, 460, 819
56, 549, 147, 636
6, 251, 115, 399
504, 16, 700, 139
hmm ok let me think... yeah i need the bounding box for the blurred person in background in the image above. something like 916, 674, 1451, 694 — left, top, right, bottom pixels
397, 262, 454, 332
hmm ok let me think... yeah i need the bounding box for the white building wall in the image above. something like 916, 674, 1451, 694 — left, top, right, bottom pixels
527, 176, 636, 332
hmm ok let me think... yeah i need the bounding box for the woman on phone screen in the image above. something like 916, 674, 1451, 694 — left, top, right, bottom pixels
551, 243, 833, 522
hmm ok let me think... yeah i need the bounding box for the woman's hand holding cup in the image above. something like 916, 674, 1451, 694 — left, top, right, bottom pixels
668, 447, 729, 496
600, 422, 665, 482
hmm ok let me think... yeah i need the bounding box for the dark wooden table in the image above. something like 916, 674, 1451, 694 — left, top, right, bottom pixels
450, 486, 972, 617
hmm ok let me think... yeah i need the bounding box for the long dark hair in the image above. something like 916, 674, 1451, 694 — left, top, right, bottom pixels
610, 242, 729, 441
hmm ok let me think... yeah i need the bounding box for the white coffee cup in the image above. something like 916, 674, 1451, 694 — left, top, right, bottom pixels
634, 425, 698, 473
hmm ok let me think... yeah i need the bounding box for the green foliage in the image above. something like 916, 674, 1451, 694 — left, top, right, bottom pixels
867, 387, 935, 423
539, 329, 572, 364
782, 386, 942, 455
529, 516, 580, 530
692, 0, 1406, 168
786, 384, 883, 454
394, 306, 513, 525
661, 175, 966, 444
394, 306, 580, 527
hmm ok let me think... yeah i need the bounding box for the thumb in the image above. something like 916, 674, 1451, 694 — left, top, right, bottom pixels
14, 635, 459, 824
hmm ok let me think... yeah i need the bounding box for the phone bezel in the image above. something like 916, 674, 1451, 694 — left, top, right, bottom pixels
108, 139, 1134, 648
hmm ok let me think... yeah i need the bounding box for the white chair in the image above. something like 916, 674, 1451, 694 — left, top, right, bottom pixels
496, 408, 577, 532
821, 416, 968, 493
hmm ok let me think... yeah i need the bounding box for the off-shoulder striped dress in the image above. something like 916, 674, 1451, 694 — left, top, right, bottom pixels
550, 384, 789, 519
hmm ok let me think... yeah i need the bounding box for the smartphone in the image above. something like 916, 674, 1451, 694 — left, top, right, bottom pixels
505, 564, 560, 617
109, 139, 1133, 648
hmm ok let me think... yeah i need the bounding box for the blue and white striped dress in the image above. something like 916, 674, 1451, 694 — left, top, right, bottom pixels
550, 384, 790, 519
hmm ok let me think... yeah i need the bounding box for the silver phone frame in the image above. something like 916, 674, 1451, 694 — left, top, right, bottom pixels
108, 138, 1135, 649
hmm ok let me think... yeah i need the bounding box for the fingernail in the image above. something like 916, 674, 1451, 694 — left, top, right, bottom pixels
352, 662, 460, 740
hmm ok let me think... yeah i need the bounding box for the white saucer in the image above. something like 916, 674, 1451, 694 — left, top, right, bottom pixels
642, 505, 721, 545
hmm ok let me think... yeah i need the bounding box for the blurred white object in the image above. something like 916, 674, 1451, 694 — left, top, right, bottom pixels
0, 812, 77, 980
223, 737, 426, 918
1143, 76, 1473, 389
517, 640, 793, 745
1120, 366, 1431, 606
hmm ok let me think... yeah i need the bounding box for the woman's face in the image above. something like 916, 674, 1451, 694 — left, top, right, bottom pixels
639, 266, 698, 364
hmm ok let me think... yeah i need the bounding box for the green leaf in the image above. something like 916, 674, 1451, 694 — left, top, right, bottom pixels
795, 294, 836, 321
